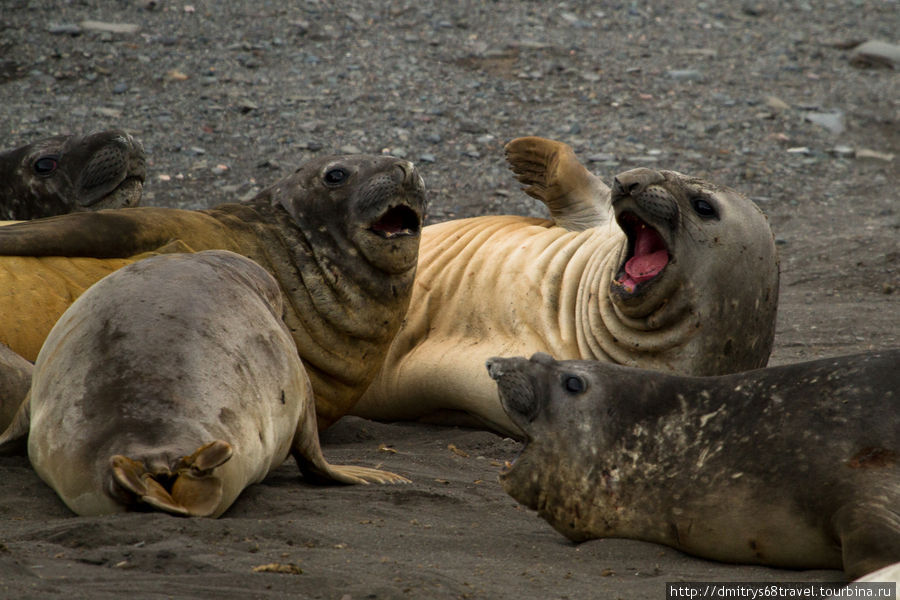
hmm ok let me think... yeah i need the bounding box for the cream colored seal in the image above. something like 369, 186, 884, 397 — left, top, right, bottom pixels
0, 251, 408, 517
353, 137, 779, 437
0, 153, 426, 430
489, 350, 900, 579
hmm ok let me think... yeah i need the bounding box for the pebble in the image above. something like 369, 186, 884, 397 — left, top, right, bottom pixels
80, 21, 140, 35
804, 111, 845, 135
340, 144, 362, 154
419, 153, 436, 163
48, 23, 82, 35
666, 69, 703, 81
856, 149, 895, 162
113, 82, 128, 94
849, 40, 900, 68
830, 146, 855, 158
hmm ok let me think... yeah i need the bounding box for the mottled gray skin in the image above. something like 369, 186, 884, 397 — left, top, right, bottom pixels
487, 351, 900, 579
0, 130, 145, 220
0, 342, 32, 434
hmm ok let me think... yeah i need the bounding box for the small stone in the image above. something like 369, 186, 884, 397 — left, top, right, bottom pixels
48, 23, 82, 36
211, 164, 229, 175
666, 69, 703, 81
804, 111, 845, 135
586, 153, 616, 163
786, 147, 812, 155
830, 146, 855, 158
849, 40, 900, 69
80, 21, 140, 34
113, 82, 128, 94
187, 146, 206, 156
855, 149, 895, 162
94, 107, 122, 118
418, 153, 436, 163
764, 95, 790, 111
340, 144, 362, 154
425, 133, 442, 144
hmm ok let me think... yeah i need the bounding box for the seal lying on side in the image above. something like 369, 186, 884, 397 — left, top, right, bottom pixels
353, 136, 779, 437
0, 342, 32, 433
486, 350, 900, 579
0, 130, 146, 219
0, 154, 426, 429
0, 251, 408, 517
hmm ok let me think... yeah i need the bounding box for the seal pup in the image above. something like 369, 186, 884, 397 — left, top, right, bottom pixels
0, 342, 32, 434
0, 251, 408, 517
486, 350, 900, 578
0, 130, 146, 220
353, 136, 779, 437
0, 153, 426, 429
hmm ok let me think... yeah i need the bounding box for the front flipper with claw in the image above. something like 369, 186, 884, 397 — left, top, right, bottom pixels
504, 136, 612, 231
109, 440, 233, 517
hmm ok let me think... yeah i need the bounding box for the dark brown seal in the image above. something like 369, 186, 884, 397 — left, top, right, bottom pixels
0, 130, 146, 219
0, 154, 426, 429
487, 350, 900, 579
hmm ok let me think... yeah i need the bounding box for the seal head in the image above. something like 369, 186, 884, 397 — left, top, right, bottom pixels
0, 130, 146, 220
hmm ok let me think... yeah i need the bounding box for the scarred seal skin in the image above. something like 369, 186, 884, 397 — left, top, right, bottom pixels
353, 136, 779, 437
0, 251, 408, 517
0, 130, 146, 219
0, 154, 426, 430
486, 350, 900, 579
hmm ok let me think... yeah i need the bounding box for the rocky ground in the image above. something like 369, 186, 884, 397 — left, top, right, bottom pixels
0, 1, 897, 599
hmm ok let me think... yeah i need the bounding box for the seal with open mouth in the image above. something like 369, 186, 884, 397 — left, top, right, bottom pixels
352, 136, 779, 437
0, 154, 426, 430
0, 130, 146, 220
487, 350, 900, 579
0, 251, 408, 517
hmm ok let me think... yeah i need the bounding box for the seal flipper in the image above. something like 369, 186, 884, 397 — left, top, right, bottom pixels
504, 136, 612, 231
834, 502, 900, 579
0, 390, 30, 455
291, 397, 410, 485
109, 440, 233, 517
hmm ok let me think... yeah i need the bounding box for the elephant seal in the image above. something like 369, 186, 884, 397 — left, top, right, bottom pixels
0, 251, 409, 517
486, 350, 900, 579
353, 136, 779, 437
0, 130, 146, 219
0, 342, 32, 434
0, 154, 426, 429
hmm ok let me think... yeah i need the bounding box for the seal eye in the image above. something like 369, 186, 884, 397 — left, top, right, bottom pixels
34, 156, 59, 175
563, 374, 586, 394
691, 195, 718, 219
323, 167, 348, 186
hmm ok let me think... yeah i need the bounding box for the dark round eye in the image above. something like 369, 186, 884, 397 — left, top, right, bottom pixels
691, 196, 717, 218
563, 374, 586, 394
33, 156, 59, 175
323, 167, 348, 186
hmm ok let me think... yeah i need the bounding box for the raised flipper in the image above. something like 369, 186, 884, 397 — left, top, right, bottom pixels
504, 136, 612, 231
291, 396, 410, 485
0, 206, 243, 258
110, 440, 233, 517
0, 390, 30, 455
835, 501, 900, 579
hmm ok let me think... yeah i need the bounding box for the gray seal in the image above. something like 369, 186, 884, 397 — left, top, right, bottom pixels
0, 342, 32, 433
0, 130, 146, 219
0, 251, 408, 517
487, 350, 900, 579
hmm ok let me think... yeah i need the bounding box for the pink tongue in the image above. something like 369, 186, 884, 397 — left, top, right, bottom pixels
625, 250, 668, 283
624, 225, 668, 284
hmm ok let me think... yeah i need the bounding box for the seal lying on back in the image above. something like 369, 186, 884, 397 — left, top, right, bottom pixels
353, 136, 779, 437
486, 350, 900, 579
0, 154, 426, 429
0, 130, 146, 219
0, 251, 408, 517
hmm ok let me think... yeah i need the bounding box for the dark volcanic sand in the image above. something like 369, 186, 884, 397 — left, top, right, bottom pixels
0, 1, 897, 599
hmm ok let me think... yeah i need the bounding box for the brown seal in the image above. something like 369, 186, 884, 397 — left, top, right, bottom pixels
0, 130, 146, 219
353, 136, 779, 437
0, 153, 426, 429
0, 251, 408, 517
487, 350, 900, 579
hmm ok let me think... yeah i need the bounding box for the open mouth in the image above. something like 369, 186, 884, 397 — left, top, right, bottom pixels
614, 212, 670, 294
369, 204, 421, 239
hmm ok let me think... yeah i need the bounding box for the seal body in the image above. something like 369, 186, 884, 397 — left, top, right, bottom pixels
0, 342, 32, 433
487, 350, 900, 578
0, 154, 426, 429
0, 251, 408, 517
354, 137, 779, 436
0, 130, 146, 219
